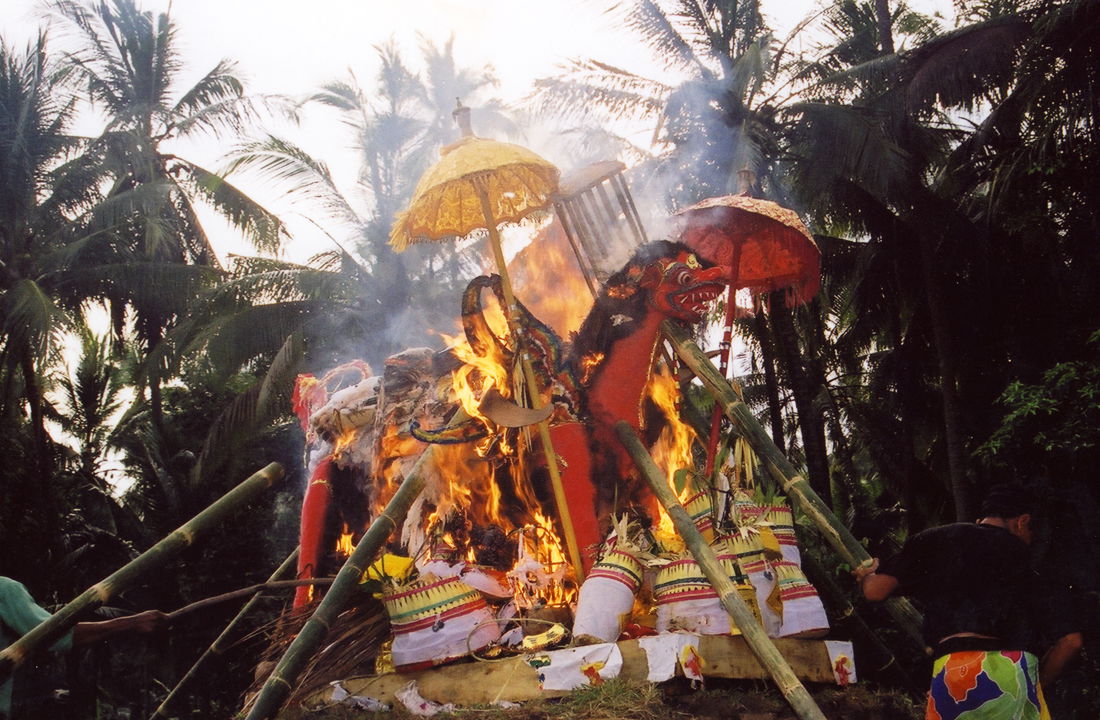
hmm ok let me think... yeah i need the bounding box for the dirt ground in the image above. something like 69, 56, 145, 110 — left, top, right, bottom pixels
282, 677, 923, 720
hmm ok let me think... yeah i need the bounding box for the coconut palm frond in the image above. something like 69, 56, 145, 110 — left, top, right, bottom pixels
0, 279, 73, 360
901, 16, 1027, 112
225, 136, 359, 225
171, 59, 246, 125
619, 0, 710, 75
190, 332, 305, 485
175, 160, 288, 255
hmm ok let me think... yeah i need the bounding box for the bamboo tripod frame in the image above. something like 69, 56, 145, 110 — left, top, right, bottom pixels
660, 320, 925, 646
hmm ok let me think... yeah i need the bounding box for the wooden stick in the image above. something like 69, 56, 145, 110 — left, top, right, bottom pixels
616, 422, 827, 720
165, 578, 332, 622
243, 412, 467, 720
661, 320, 925, 646
151, 549, 302, 719
478, 188, 585, 583
0, 462, 285, 684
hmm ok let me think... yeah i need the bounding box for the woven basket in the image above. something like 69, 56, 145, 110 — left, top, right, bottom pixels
654, 556, 760, 617
588, 547, 644, 592
732, 494, 765, 524
574, 547, 642, 643
722, 532, 770, 572
772, 560, 829, 638
383, 575, 499, 670
684, 490, 715, 541
383, 576, 485, 630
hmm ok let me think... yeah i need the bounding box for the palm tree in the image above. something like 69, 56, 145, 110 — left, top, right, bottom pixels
778, 0, 1100, 523
0, 33, 99, 562
533, 0, 779, 204
48, 0, 287, 429
174, 37, 516, 480
530, 0, 850, 500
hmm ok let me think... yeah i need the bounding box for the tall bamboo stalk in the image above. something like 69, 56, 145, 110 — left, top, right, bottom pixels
616, 422, 827, 720
0, 462, 285, 684
150, 548, 300, 720
243, 411, 468, 720
662, 320, 925, 646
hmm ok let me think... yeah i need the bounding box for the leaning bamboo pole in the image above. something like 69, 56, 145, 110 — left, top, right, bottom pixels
661, 320, 925, 646
0, 462, 285, 684
150, 548, 301, 720
616, 422, 828, 720
243, 411, 469, 720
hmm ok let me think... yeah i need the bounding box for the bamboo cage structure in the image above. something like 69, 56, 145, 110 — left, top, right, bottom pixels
660, 320, 925, 646
552, 160, 648, 293
0, 462, 285, 684
616, 421, 828, 720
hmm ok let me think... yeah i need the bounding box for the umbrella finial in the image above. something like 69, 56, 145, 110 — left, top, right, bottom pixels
453, 99, 473, 137
737, 167, 756, 196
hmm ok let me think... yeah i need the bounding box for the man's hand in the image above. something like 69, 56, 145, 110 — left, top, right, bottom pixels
851, 558, 880, 583
852, 557, 899, 602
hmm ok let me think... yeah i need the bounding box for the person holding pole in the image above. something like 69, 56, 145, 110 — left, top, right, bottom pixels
0, 576, 167, 719
855, 485, 1082, 719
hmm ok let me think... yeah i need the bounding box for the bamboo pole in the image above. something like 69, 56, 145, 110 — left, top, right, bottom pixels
243, 411, 469, 720
0, 462, 285, 684
661, 321, 925, 646
615, 422, 828, 720
151, 549, 301, 720
478, 188, 586, 583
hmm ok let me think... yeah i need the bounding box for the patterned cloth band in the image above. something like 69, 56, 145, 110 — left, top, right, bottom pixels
927, 650, 1048, 720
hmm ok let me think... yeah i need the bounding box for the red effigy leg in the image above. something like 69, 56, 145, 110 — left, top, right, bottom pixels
548, 422, 600, 575
294, 457, 334, 608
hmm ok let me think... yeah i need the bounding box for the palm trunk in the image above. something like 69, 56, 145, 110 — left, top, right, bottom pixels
768, 292, 831, 505
875, 0, 895, 54
754, 311, 786, 454
917, 232, 972, 521
20, 347, 51, 481
19, 347, 59, 556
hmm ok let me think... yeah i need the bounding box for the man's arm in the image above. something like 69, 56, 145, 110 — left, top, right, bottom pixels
1039, 631, 1083, 689
71, 610, 168, 646
852, 558, 901, 602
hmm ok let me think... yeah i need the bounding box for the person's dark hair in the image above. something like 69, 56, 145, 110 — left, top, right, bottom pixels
979, 484, 1037, 519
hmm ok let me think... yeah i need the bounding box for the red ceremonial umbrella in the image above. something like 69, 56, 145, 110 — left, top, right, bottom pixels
673, 193, 820, 474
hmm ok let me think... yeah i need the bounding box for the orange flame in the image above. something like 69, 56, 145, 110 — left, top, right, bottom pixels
355, 220, 594, 607
335, 524, 354, 556
646, 363, 699, 552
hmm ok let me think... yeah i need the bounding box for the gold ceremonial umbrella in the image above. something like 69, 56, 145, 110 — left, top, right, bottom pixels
390, 106, 585, 580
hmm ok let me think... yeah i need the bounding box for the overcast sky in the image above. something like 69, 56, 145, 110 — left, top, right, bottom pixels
0, 0, 954, 261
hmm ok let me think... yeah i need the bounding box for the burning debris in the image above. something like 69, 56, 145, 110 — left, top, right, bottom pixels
268, 236, 833, 705
242, 131, 851, 718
